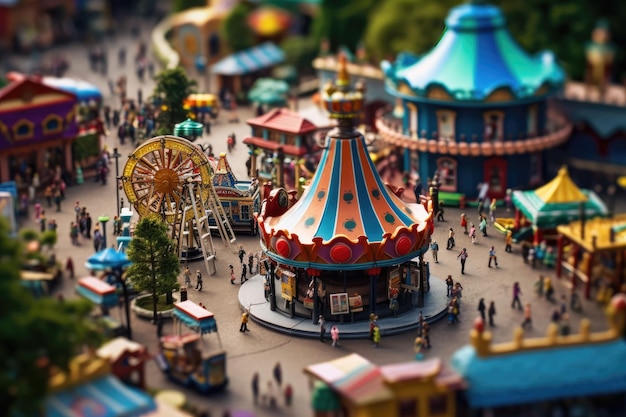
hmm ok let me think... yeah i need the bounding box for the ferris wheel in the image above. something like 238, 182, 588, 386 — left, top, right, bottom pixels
121, 135, 235, 274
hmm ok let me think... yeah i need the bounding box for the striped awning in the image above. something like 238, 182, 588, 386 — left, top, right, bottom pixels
46, 375, 156, 417
211, 42, 284, 76
76, 277, 119, 307
173, 301, 218, 335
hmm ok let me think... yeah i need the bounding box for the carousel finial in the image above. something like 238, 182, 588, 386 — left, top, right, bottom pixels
336, 53, 350, 87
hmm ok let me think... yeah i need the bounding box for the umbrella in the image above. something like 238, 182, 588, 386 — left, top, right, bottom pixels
174, 118, 204, 142
247, 6, 291, 37
248, 78, 289, 105
86, 248, 132, 271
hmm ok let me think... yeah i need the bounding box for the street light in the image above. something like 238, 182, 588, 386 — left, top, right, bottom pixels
112, 148, 122, 217
98, 215, 110, 248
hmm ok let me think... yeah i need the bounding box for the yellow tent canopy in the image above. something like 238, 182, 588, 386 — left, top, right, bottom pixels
534, 165, 588, 204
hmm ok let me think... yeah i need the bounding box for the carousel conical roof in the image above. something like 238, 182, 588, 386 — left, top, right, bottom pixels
257, 55, 434, 270
212, 152, 238, 188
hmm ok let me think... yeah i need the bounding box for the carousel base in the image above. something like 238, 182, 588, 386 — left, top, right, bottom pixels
238, 275, 449, 339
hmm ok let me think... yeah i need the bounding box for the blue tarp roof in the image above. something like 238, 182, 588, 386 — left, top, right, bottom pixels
451, 340, 626, 408
212, 42, 284, 76
46, 375, 156, 417
42, 77, 102, 102
75, 284, 119, 307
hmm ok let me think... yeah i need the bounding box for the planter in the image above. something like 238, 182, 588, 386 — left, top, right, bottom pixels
131, 293, 177, 319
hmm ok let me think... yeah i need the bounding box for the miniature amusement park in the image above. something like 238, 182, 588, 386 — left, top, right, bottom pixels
3, 0, 626, 416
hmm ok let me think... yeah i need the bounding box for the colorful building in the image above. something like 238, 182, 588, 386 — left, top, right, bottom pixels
255, 57, 434, 322
305, 354, 464, 417
243, 107, 319, 189
210, 152, 260, 235
0, 76, 79, 185
556, 214, 626, 299
511, 165, 608, 244
451, 295, 626, 416
378, 1, 571, 199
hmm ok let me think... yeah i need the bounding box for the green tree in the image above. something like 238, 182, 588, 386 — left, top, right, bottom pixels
126, 216, 180, 322
0, 218, 102, 416
311, 0, 379, 54
153, 67, 197, 136
281, 36, 318, 75
364, 0, 456, 62
220, 2, 255, 53
173, 0, 206, 12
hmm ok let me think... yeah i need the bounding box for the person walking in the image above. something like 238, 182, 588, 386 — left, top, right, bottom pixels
430, 240, 439, 263
229, 264, 236, 285
489, 198, 497, 223
505, 230, 513, 253
446, 275, 454, 297
488, 246, 498, 268
331, 325, 340, 347
478, 298, 486, 323
44, 185, 53, 207
93, 226, 102, 251
65, 256, 74, 279
461, 213, 468, 234
283, 384, 293, 406
372, 325, 381, 348
84, 213, 92, 239
183, 266, 191, 287
421, 322, 431, 348
248, 254, 254, 275
273, 362, 283, 387
522, 303, 532, 329
240, 311, 250, 332
544, 276, 555, 301
533, 275, 544, 298
156, 313, 164, 338
512, 282, 523, 310
469, 223, 477, 244
238, 245, 246, 264
457, 248, 468, 274
436, 201, 445, 222
53, 188, 62, 212
488, 301, 496, 326
240, 263, 247, 284
195, 270, 203, 291
251, 373, 260, 404
447, 228, 455, 250
479, 216, 488, 237
319, 315, 326, 342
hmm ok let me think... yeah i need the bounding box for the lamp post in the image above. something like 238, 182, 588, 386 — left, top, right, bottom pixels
112, 148, 122, 217
112, 267, 132, 340
98, 215, 110, 248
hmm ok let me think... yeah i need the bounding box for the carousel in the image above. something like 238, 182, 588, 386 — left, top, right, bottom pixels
256, 56, 435, 323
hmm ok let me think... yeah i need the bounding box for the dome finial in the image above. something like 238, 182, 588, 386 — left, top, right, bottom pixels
336, 53, 350, 87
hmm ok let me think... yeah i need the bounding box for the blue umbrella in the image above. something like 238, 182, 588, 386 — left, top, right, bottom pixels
85, 248, 132, 271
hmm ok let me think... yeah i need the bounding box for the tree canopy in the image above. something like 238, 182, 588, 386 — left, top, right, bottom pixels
153, 67, 197, 136
220, 2, 255, 53
0, 218, 102, 416
126, 216, 180, 322
317, 0, 626, 81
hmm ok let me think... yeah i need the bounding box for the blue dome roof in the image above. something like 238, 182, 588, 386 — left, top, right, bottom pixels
381, 2, 565, 102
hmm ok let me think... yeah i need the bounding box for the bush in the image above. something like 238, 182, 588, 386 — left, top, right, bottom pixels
281, 36, 318, 76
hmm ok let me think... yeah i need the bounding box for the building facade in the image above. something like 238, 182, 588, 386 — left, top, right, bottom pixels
378, 2, 571, 199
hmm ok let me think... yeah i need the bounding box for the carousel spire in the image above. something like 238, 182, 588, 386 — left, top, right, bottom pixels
322, 53, 364, 131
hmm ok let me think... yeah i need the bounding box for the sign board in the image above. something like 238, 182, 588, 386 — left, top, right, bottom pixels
279, 269, 296, 301
330, 292, 349, 315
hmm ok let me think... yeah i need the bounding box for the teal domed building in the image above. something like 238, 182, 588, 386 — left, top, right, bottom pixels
379, 0, 573, 199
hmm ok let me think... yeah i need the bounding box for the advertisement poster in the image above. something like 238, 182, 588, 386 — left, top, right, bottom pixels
330, 293, 349, 315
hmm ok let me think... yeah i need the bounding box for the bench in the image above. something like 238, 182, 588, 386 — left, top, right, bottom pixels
438, 191, 466, 208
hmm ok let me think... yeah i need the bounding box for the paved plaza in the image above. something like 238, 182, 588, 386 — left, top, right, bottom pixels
7, 16, 618, 417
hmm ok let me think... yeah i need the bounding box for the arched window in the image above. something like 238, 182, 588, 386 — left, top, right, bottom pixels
42, 115, 63, 135
483, 110, 505, 141
12, 119, 34, 141
436, 157, 457, 192
436, 110, 456, 140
